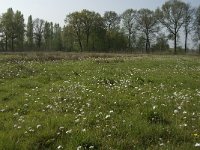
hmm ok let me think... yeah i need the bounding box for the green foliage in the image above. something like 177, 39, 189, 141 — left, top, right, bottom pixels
152, 34, 169, 52
33, 18, 45, 49
26, 15, 34, 49
0, 8, 24, 51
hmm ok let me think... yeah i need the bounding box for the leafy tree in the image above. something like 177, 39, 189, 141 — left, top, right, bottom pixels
1, 8, 14, 50
90, 13, 106, 51
53, 23, 62, 51
43, 21, 51, 50
0, 16, 5, 50
156, 0, 186, 53
26, 15, 34, 48
14, 10, 25, 50
121, 9, 137, 49
104, 11, 120, 31
63, 25, 75, 51
81, 9, 96, 49
49, 22, 54, 50
136, 34, 146, 53
135, 9, 158, 53
103, 11, 121, 49
65, 10, 105, 51
33, 18, 44, 49
1, 8, 24, 51
65, 12, 84, 51
183, 3, 195, 53
152, 33, 169, 52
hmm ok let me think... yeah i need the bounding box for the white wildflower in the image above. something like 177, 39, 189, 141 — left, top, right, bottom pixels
105, 115, 110, 119
82, 128, 86, 132
174, 109, 179, 114
195, 143, 200, 147
57, 145, 63, 149
66, 129, 72, 134
37, 124, 41, 129
89, 145, 94, 149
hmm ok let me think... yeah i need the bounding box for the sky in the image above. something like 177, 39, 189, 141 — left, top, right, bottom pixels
1, 0, 200, 26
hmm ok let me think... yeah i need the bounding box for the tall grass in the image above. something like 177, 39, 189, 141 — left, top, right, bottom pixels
0, 53, 199, 149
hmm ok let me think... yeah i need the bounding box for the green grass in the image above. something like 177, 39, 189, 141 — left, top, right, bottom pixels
0, 53, 200, 149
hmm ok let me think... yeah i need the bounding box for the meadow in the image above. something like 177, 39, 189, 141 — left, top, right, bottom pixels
0, 53, 199, 150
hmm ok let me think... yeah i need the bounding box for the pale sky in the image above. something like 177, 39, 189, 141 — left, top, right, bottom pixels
0, 0, 200, 26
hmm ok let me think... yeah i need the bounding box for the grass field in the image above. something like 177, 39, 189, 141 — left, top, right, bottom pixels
0, 53, 200, 150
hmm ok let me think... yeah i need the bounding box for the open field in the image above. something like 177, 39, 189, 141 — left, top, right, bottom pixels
0, 53, 200, 149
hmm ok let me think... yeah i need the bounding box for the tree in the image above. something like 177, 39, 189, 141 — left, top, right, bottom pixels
104, 11, 120, 31
53, 23, 62, 51
50, 22, 54, 50
63, 25, 75, 51
136, 34, 146, 53
1, 8, 14, 51
90, 13, 105, 51
26, 15, 33, 48
33, 18, 44, 49
193, 6, 200, 53
0, 16, 5, 50
183, 3, 195, 53
121, 9, 137, 49
135, 9, 158, 53
103, 11, 121, 49
43, 21, 51, 50
81, 9, 95, 50
1, 8, 24, 51
152, 33, 169, 52
14, 10, 25, 50
65, 12, 84, 51
65, 10, 105, 51
81, 10, 105, 51
156, 0, 186, 53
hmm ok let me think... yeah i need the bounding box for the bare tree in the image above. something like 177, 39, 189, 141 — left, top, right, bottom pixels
135, 9, 158, 53
183, 3, 195, 53
156, 0, 186, 53
121, 9, 137, 49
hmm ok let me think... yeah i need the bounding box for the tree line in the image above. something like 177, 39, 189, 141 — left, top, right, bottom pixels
0, 0, 200, 53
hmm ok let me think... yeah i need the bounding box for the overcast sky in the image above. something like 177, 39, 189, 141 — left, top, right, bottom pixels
1, 0, 200, 26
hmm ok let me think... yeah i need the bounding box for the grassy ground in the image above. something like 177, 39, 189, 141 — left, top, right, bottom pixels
0, 53, 200, 150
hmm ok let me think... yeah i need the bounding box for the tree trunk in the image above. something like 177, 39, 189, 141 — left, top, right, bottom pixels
5, 35, 7, 51
148, 41, 151, 53
199, 44, 200, 54
108, 32, 111, 50
145, 39, 148, 53
11, 36, 14, 51
78, 37, 83, 52
174, 33, 177, 54
146, 34, 150, 53
128, 33, 131, 49
185, 31, 188, 53
86, 33, 89, 50
38, 37, 41, 49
